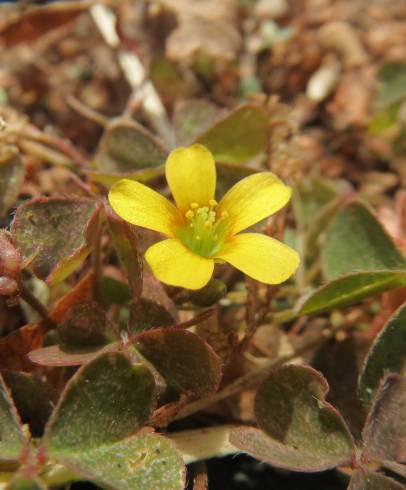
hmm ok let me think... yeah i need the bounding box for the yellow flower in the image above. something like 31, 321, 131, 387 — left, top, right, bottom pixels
108, 144, 299, 290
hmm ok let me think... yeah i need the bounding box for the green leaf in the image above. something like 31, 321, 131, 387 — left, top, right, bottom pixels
150, 55, 188, 105
376, 62, 406, 109
368, 104, 401, 134
362, 374, 406, 465
322, 201, 406, 280
298, 271, 406, 315
106, 209, 143, 302
196, 104, 269, 163
0, 373, 25, 463
359, 302, 406, 406
95, 119, 167, 174
100, 276, 132, 306
44, 351, 156, 454
88, 167, 165, 188
348, 469, 405, 490
5, 476, 47, 490
134, 329, 222, 397
173, 99, 223, 146
59, 432, 185, 490
12, 197, 100, 283
230, 365, 354, 472
0, 145, 24, 219
2, 371, 54, 437
215, 162, 257, 199
294, 177, 338, 227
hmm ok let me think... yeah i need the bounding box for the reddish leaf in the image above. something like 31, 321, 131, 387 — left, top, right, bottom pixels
49, 272, 94, 324
0, 324, 45, 371
28, 344, 114, 367
0, 3, 88, 47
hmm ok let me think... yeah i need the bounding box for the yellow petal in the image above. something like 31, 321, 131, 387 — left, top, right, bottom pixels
215, 233, 299, 284
109, 179, 180, 236
145, 239, 214, 289
165, 144, 216, 214
217, 172, 292, 236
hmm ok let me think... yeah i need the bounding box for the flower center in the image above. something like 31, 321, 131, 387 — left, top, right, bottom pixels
175, 200, 229, 257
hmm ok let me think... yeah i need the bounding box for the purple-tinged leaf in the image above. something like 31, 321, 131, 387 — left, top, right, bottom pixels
2, 371, 54, 437
95, 119, 167, 175
106, 209, 143, 303
362, 374, 406, 466
359, 301, 406, 406
134, 329, 222, 397
173, 99, 223, 146
12, 197, 100, 284
230, 365, 355, 472
57, 300, 109, 349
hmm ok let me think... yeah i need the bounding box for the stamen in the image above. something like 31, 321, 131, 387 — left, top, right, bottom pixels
176, 202, 230, 257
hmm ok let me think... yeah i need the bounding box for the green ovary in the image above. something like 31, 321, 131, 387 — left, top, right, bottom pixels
175, 200, 229, 257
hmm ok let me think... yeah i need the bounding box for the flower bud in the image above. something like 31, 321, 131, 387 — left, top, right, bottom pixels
189, 279, 227, 307
0, 232, 22, 278
0, 276, 19, 296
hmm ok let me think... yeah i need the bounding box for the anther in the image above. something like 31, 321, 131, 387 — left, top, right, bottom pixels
185, 210, 194, 220
190, 202, 199, 209
209, 199, 218, 207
